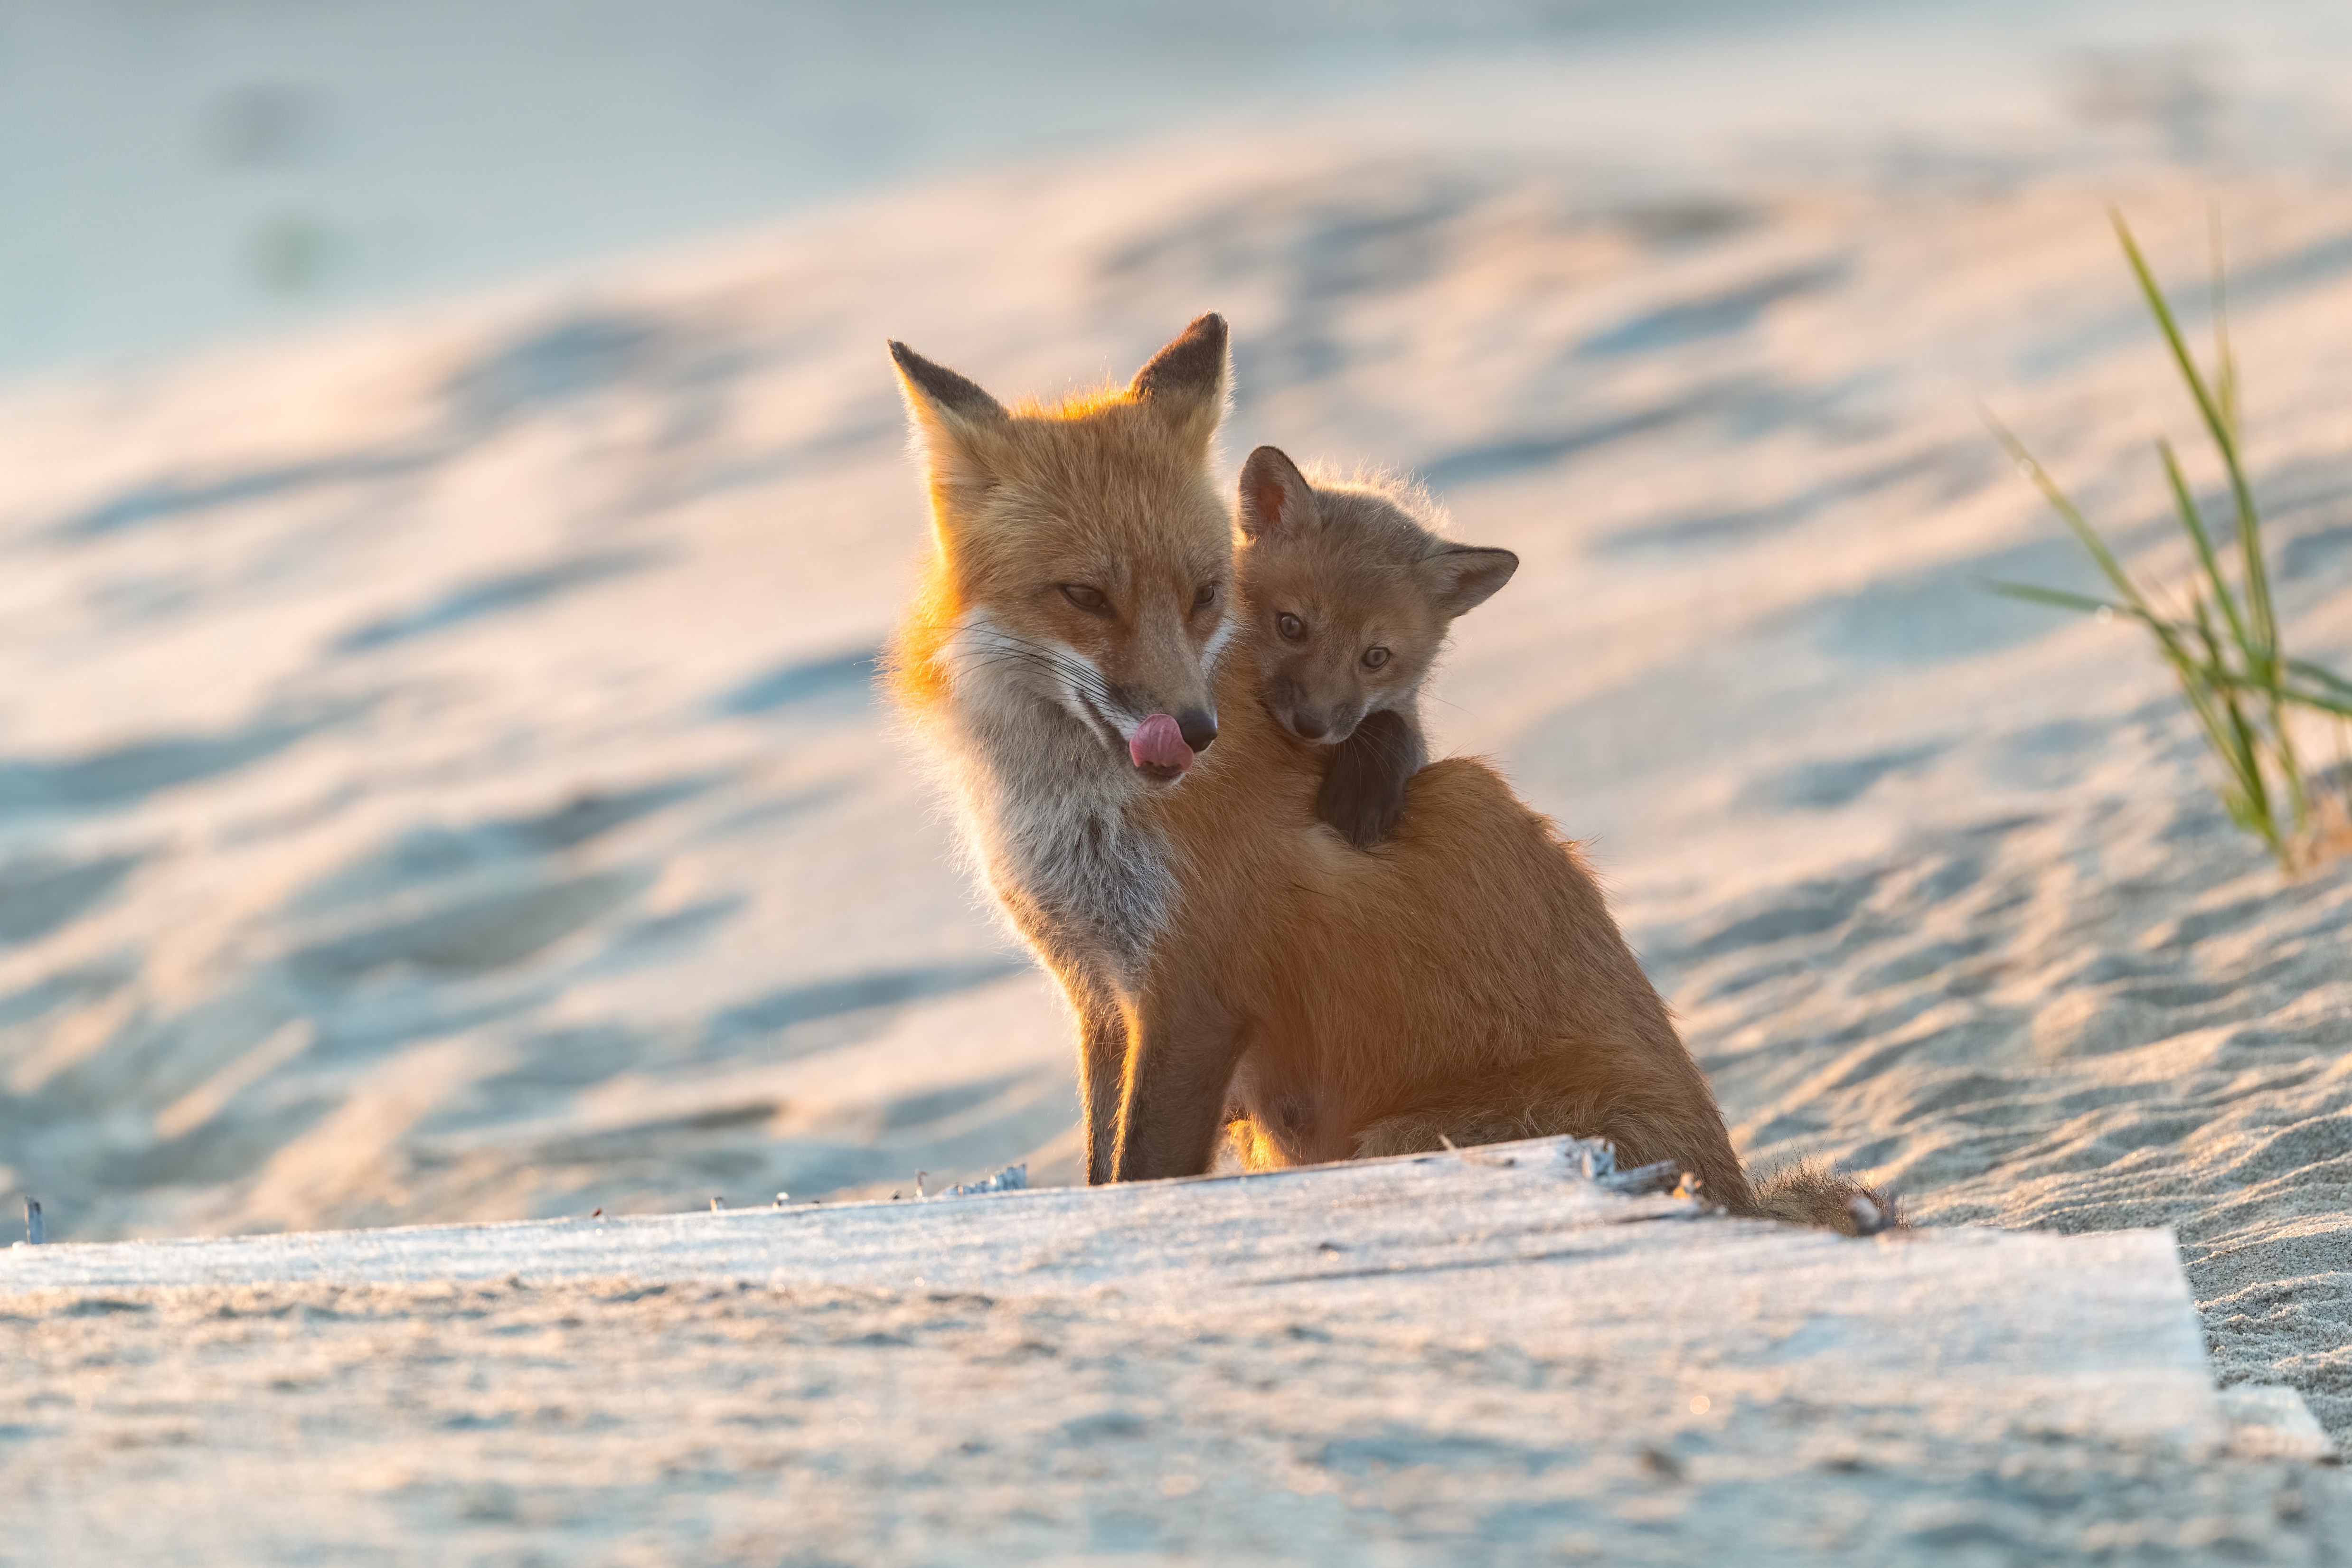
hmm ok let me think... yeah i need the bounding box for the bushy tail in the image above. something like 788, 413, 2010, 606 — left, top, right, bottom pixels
1748, 1160, 1904, 1237
1352, 1090, 1754, 1214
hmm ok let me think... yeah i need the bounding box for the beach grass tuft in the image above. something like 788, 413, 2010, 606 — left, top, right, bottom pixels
1987, 213, 2352, 872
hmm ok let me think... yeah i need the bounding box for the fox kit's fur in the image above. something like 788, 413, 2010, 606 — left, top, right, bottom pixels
885, 315, 1896, 1235
1228, 444, 1900, 1233
1234, 445, 1515, 848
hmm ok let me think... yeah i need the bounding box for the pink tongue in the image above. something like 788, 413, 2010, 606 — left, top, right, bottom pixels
1129, 713, 1193, 773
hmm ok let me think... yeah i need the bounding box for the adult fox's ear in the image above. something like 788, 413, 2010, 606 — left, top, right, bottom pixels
1420, 545, 1519, 618
1129, 313, 1228, 450
1237, 446, 1316, 541
889, 340, 1009, 495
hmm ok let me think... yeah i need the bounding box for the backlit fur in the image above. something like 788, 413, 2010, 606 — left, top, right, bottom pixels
887, 317, 1883, 1229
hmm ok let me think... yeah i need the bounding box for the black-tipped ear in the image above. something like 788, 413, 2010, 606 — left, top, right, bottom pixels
1420, 545, 1518, 618
1129, 313, 1228, 445
889, 339, 1008, 494
1237, 446, 1315, 542
888, 340, 1007, 426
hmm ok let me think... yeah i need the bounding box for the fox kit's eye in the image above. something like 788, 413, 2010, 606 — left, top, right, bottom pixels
1060, 584, 1110, 615
1276, 613, 1307, 642
1193, 582, 1218, 612
1361, 646, 1392, 670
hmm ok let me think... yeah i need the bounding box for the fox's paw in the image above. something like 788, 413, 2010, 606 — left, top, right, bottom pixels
1319, 773, 1409, 849
1316, 710, 1424, 849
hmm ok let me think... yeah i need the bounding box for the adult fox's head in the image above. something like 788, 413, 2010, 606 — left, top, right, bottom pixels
888, 315, 1232, 785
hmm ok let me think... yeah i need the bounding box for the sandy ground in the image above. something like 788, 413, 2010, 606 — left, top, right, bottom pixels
1, 0, 2350, 1514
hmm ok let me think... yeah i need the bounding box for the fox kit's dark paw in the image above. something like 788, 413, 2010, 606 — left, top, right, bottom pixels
1319, 767, 1409, 849
1317, 709, 1425, 849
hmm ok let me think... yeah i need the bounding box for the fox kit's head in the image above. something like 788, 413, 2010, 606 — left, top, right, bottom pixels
889, 316, 1232, 785
1235, 445, 1517, 745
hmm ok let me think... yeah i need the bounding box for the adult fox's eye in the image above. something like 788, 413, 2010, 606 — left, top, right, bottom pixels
1361, 646, 1391, 670
1277, 613, 1306, 642
1193, 582, 1218, 611
1061, 584, 1110, 614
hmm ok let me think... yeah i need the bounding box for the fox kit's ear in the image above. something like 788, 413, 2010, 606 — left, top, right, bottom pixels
1420, 545, 1519, 618
888, 339, 1009, 494
1129, 313, 1228, 450
1236, 445, 1316, 541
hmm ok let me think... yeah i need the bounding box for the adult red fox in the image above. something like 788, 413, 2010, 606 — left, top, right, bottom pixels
884, 314, 1892, 1232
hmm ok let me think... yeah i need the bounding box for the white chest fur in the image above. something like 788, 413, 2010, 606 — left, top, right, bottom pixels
935, 617, 1170, 976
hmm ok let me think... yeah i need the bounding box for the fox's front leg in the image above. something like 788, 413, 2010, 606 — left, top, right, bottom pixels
1316, 708, 1429, 849
1059, 971, 1128, 1186
1110, 981, 1243, 1183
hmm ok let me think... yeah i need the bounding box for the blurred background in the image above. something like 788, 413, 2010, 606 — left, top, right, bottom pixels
13, 0, 2352, 383
2, 0, 2349, 1243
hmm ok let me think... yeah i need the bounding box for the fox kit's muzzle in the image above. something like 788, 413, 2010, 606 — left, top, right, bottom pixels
1280, 704, 1359, 744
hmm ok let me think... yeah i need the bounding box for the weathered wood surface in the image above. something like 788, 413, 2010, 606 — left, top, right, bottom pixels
7, 1137, 2344, 1565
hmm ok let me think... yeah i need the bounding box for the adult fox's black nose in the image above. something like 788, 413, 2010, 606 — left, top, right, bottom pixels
1176, 709, 1218, 753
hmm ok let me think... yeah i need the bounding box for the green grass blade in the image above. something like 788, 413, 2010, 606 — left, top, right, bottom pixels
2210, 211, 2239, 440
1985, 415, 2170, 624
2283, 656, 2352, 701
2278, 684, 2352, 720
1982, 581, 2119, 614
1989, 215, 2352, 867
2112, 213, 2278, 656
2199, 668, 2352, 720
2192, 592, 2274, 842
2118, 211, 2307, 847
2156, 438, 2249, 651
2045, 622, 2352, 719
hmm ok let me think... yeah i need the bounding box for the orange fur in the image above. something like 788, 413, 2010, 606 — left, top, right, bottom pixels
884, 317, 1845, 1222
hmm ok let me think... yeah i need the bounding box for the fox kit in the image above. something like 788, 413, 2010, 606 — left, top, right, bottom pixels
885, 315, 1891, 1233
1235, 445, 1515, 848
1223, 447, 1898, 1231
